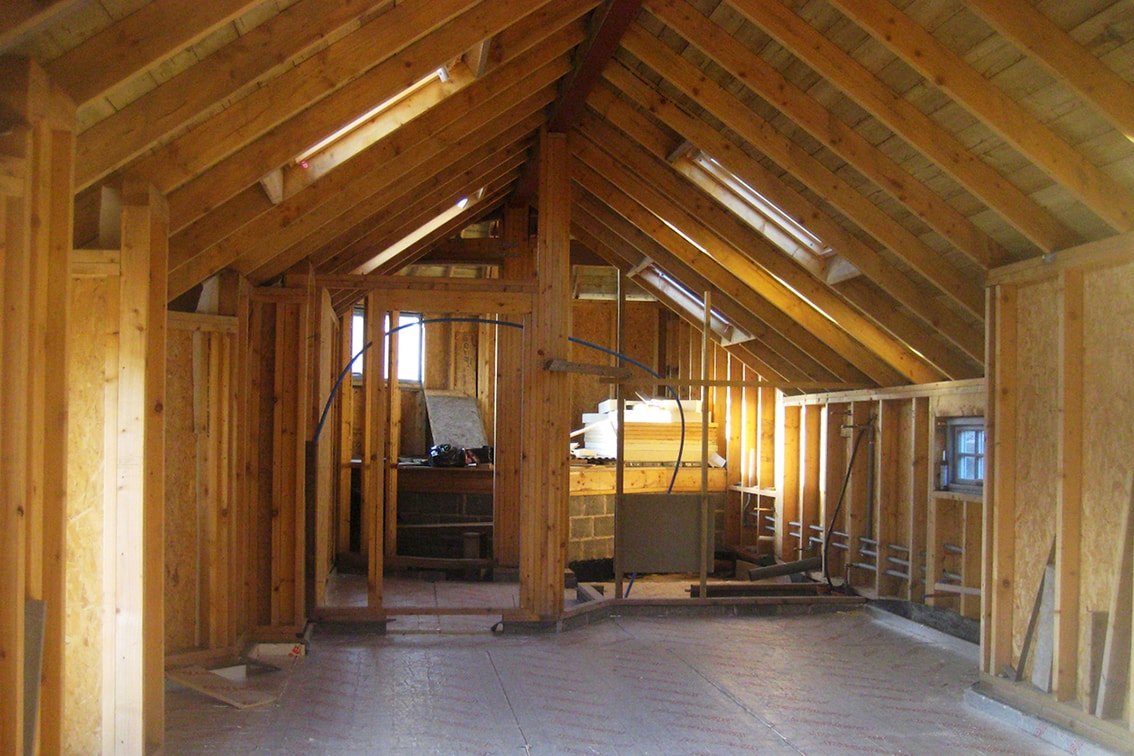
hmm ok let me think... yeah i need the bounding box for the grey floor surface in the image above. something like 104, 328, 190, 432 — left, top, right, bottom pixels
164, 604, 1065, 755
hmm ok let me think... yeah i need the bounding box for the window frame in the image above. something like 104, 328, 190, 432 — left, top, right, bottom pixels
350, 309, 424, 385
944, 416, 985, 495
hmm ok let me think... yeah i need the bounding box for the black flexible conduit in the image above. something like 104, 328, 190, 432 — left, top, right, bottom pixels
312, 316, 687, 494
822, 415, 875, 591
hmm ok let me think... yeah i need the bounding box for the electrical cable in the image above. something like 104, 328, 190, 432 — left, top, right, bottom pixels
312, 317, 687, 493
822, 415, 875, 591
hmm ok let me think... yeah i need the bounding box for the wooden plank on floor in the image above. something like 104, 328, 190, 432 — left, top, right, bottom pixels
166, 666, 277, 709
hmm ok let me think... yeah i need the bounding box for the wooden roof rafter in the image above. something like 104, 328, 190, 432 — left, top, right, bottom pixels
572, 196, 856, 385
828, 0, 1134, 234
723, 0, 1082, 253
618, 24, 987, 321
510, 0, 641, 206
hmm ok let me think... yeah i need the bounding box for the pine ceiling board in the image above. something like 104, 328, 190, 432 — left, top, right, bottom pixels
1100, 36, 1134, 78
11, 2, 112, 60
903, 0, 967, 35
1038, 0, 1127, 33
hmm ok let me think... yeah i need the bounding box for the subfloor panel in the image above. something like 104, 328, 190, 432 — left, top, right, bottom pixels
165, 609, 1065, 754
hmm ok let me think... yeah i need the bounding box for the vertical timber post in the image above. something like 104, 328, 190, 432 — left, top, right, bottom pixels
518, 129, 571, 622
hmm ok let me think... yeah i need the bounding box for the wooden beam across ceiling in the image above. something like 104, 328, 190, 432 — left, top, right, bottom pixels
0, 0, 87, 52
164, 0, 559, 233
572, 196, 858, 385
828, 0, 1134, 234
575, 112, 981, 380
572, 218, 799, 384
724, 0, 1081, 253
294, 134, 536, 277
571, 128, 943, 385
644, 0, 1006, 270
314, 148, 528, 277
618, 24, 986, 321
75, 0, 397, 191
510, 0, 641, 206
166, 19, 581, 299
589, 72, 984, 365
298, 117, 543, 273
571, 155, 917, 386
962, 0, 1134, 142
44, 0, 263, 108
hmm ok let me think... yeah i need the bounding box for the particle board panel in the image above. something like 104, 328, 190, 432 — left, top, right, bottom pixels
1081, 259, 1134, 714
622, 301, 660, 386
1011, 278, 1060, 664
571, 299, 616, 435
164, 326, 200, 652
64, 274, 117, 756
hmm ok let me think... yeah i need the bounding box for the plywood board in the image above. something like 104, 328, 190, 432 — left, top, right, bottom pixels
424, 390, 487, 449
571, 299, 615, 434
64, 274, 116, 755
164, 327, 200, 652
617, 493, 702, 574
1012, 278, 1060, 663
1081, 261, 1134, 708
166, 666, 277, 709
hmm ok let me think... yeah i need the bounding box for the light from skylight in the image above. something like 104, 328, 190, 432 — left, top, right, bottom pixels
692, 153, 831, 257
294, 67, 449, 165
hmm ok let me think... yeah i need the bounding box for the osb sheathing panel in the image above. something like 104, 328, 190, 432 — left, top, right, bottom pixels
64, 275, 117, 755
164, 327, 199, 652
1080, 259, 1134, 704
570, 299, 615, 432
1011, 278, 1060, 663
623, 302, 660, 379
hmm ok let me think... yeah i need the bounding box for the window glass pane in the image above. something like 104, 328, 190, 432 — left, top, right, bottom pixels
958, 429, 976, 454
397, 314, 422, 382
351, 312, 365, 373
958, 456, 976, 480
976, 430, 985, 454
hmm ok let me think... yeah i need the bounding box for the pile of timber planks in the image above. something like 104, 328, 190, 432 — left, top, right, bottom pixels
581, 399, 718, 463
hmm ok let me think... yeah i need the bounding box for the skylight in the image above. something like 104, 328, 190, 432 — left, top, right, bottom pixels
671, 150, 857, 284
634, 263, 752, 347
694, 153, 830, 257
295, 67, 449, 165
354, 189, 484, 275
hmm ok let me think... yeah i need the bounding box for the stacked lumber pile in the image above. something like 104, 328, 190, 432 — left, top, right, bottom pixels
581, 399, 717, 464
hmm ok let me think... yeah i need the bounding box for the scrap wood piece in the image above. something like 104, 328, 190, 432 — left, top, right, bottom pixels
167, 665, 278, 709
1015, 537, 1056, 683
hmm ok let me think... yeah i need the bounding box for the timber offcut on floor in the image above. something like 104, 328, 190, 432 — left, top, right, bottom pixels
165, 609, 1067, 755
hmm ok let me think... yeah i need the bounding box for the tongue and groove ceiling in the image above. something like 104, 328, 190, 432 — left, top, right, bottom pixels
6, 0, 1134, 388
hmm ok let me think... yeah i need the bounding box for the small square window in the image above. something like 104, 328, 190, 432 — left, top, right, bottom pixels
942, 417, 985, 494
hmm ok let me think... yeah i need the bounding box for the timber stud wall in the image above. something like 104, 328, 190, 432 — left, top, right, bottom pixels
779, 380, 985, 609
983, 233, 1134, 742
